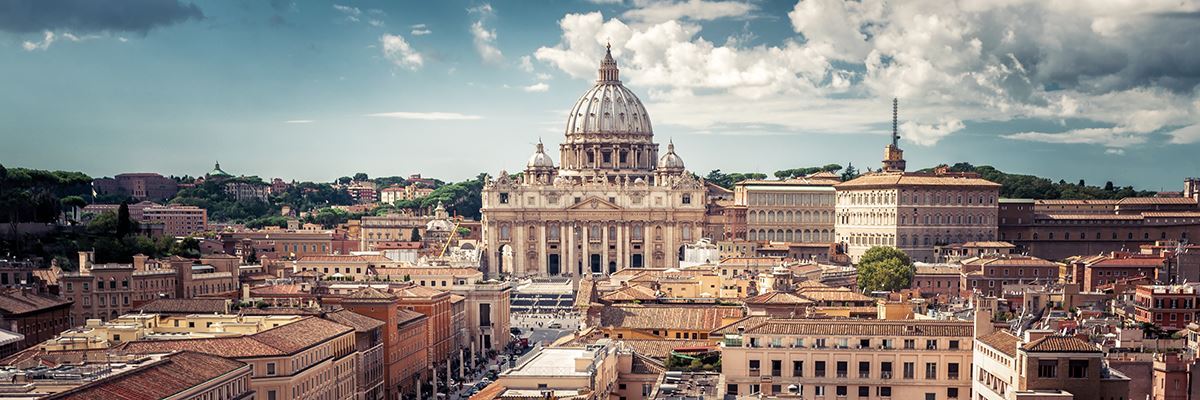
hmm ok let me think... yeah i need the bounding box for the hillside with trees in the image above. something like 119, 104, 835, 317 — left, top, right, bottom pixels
923, 162, 1156, 200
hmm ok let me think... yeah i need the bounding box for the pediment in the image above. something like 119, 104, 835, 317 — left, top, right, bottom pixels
567, 196, 623, 210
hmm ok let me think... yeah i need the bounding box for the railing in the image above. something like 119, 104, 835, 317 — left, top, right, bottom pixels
859, 372, 870, 378
836, 372, 848, 378
748, 369, 760, 377
948, 373, 960, 380
880, 371, 892, 379
815, 371, 826, 377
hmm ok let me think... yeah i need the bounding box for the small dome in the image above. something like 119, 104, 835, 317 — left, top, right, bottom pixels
426, 219, 453, 232
657, 141, 685, 170
526, 141, 555, 169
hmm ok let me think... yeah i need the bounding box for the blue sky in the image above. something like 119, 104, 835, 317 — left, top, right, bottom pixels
1, 0, 1198, 191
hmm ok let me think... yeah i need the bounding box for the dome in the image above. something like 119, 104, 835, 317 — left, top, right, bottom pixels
526, 141, 554, 169
426, 218, 453, 232
657, 141, 685, 170
564, 44, 653, 137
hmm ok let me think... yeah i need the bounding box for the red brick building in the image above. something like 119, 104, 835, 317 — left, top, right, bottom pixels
960, 255, 1059, 297
1070, 252, 1163, 292
1134, 284, 1199, 330
0, 289, 72, 357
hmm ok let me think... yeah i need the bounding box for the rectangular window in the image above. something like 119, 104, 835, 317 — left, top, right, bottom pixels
948, 363, 960, 380
815, 361, 826, 377
771, 360, 782, 377
749, 359, 760, 376
792, 360, 803, 377
948, 387, 959, 398
266, 362, 276, 376
925, 363, 937, 379
836, 361, 848, 378
948, 340, 959, 349
903, 362, 915, 379
881, 361, 893, 379
1068, 360, 1088, 378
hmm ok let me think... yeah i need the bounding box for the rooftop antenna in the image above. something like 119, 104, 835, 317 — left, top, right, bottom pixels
892, 98, 900, 147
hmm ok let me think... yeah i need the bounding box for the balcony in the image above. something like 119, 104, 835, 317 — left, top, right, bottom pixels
948, 373, 960, 380
836, 372, 848, 378
749, 369, 760, 377
880, 371, 893, 379
859, 372, 870, 379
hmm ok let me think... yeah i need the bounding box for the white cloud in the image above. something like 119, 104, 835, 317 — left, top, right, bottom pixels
900, 118, 965, 147
411, 24, 432, 35
623, 0, 755, 24
366, 112, 482, 120
380, 34, 424, 70
368, 19, 385, 27
285, 120, 314, 124
469, 4, 504, 64
1105, 148, 1125, 155
519, 55, 535, 73
21, 30, 99, 51
523, 83, 550, 92
536, 73, 553, 80
533, 2, 1200, 147
333, 4, 361, 22
1168, 124, 1200, 144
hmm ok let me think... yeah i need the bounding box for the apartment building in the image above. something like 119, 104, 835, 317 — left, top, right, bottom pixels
1134, 284, 1199, 331
960, 255, 1060, 298
733, 177, 839, 243
720, 318, 974, 399
142, 205, 208, 236
0, 289, 72, 358
974, 330, 1130, 400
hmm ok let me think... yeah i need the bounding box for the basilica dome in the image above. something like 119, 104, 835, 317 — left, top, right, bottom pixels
526, 141, 554, 169
657, 141, 685, 170
564, 45, 653, 137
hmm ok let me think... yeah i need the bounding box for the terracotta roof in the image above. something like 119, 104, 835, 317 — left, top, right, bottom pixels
324, 309, 385, 332
119, 316, 352, 358
469, 383, 506, 400
1036, 199, 1120, 205
396, 309, 427, 326
711, 316, 773, 335
960, 241, 1016, 248
574, 278, 596, 309
1021, 335, 1099, 353
914, 265, 960, 275
296, 254, 394, 263
391, 284, 447, 298
375, 267, 481, 277
449, 294, 466, 303
1091, 257, 1165, 267
1, 348, 114, 369
743, 319, 972, 337
977, 330, 1020, 358
619, 339, 712, 359
1143, 212, 1200, 218
600, 285, 658, 302
250, 284, 307, 296
136, 298, 228, 314
344, 287, 395, 303
598, 304, 743, 331
798, 290, 876, 303
0, 289, 71, 315
745, 291, 813, 305
962, 256, 1059, 268
834, 172, 1000, 189
1118, 197, 1197, 205
46, 352, 246, 400
1036, 214, 1143, 221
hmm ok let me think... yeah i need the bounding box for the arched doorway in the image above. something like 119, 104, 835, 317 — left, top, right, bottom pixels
548, 253, 561, 276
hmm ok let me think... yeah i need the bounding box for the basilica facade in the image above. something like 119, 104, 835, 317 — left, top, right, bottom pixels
480, 46, 706, 278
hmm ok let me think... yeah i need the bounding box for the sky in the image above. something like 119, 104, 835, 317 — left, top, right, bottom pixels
1, 0, 1198, 191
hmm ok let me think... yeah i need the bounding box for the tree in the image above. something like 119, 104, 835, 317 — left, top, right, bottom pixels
353, 173, 369, 182
337, 176, 352, 185
841, 163, 860, 181
856, 246, 914, 292
1104, 181, 1114, 191
410, 227, 421, 242
116, 201, 132, 237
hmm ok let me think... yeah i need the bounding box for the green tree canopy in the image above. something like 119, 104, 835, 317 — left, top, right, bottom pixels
856, 246, 914, 292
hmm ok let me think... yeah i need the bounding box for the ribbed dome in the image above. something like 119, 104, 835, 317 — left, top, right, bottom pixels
564, 45, 653, 137
657, 141, 684, 170
526, 141, 554, 169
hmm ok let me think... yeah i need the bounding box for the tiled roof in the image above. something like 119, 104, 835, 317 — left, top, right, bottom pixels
1143, 212, 1200, 218
0, 289, 71, 315
250, 284, 307, 295
46, 352, 246, 400
619, 339, 712, 359
574, 278, 596, 309
600, 285, 658, 302
834, 172, 1001, 189
136, 298, 228, 314
914, 265, 960, 275
961, 241, 1016, 248
1036, 214, 1142, 221
120, 316, 352, 358
963, 256, 1059, 268
745, 292, 813, 305
977, 330, 1020, 358
1091, 257, 1165, 267
391, 284, 447, 298
1035, 199, 1120, 205
798, 289, 876, 303
344, 287, 395, 302
1021, 335, 1099, 353
711, 316, 773, 335
1, 348, 113, 369
324, 309, 385, 332
1118, 197, 1197, 205
375, 267, 481, 277
743, 319, 973, 338
396, 308, 427, 326
598, 304, 743, 331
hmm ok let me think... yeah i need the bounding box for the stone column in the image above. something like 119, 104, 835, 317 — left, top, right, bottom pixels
537, 223, 547, 277
601, 223, 610, 275
616, 222, 625, 271
565, 223, 575, 277
581, 221, 591, 274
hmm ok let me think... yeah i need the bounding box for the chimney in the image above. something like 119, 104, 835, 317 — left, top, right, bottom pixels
973, 295, 996, 338
78, 251, 94, 274
241, 284, 251, 302
133, 254, 149, 271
